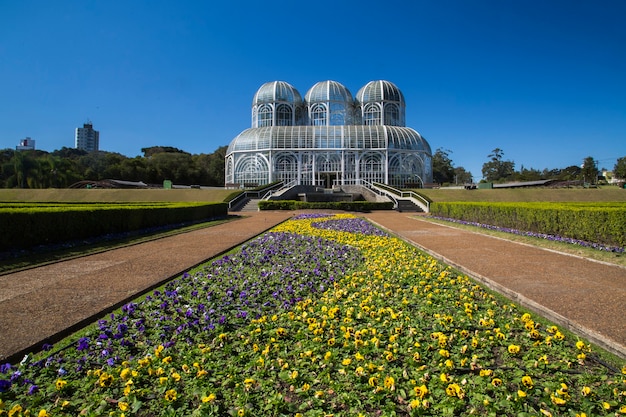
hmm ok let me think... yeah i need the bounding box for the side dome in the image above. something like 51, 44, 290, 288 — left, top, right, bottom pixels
356, 80, 405, 104
253, 81, 302, 105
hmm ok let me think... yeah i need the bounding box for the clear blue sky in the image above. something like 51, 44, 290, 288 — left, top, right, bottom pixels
1, 0, 625, 180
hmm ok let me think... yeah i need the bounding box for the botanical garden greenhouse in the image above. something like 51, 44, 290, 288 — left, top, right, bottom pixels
225, 80, 433, 189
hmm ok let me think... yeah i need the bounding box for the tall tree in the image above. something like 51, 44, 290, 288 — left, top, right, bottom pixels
580, 156, 598, 184
453, 166, 473, 184
482, 148, 515, 182
613, 156, 626, 180
431, 148, 455, 184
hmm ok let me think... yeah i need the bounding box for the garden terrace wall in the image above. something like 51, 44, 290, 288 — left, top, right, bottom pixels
0, 202, 227, 252
430, 201, 626, 247
259, 200, 394, 212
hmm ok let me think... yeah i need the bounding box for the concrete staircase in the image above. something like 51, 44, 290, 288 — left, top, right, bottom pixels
396, 199, 424, 212
238, 198, 261, 212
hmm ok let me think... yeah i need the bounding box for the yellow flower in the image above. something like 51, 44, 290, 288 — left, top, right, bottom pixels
164, 389, 177, 402
162, 356, 172, 364
237, 408, 245, 416
290, 370, 299, 379
491, 378, 503, 387
202, 393, 216, 403
576, 413, 587, 417
38, 410, 51, 417
521, 375, 533, 388
575, 340, 585, 350
581, 386, 591, 396
550, 395, 566, 405
55, 378, 68, 390
517, 389, 527, 398
9, 405, 23, 416
154, 344, 164, 357
507, 344, 520, 354
446, 383, 463, 397
479, 369, 493, 377
171, 372, 181, 382
602, 402, 611, 410
118, 401, 129, 412
384, 376, 395, 390
159, 376, 168, 385
342, 358, 352, 366
413, 384, 428, 399
301, 383, 311, 391
439, 349, 450, 358
440, 372, 451, 383
120, 368, 131, 380
244, 378, 256, 390
368, 376, 378, 387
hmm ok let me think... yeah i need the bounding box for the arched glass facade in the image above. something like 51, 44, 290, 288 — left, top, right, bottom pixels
226, 80, 432, 188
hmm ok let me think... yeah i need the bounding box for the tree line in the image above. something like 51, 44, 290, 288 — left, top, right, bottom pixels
432, 147, 626, 185
0, 146, 227, 188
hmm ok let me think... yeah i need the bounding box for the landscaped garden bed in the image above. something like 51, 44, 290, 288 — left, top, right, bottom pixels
0, 214, 624, 416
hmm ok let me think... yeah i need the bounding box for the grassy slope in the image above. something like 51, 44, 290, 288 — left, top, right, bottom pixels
0, 188, 233, 203
417, 187, 626, 202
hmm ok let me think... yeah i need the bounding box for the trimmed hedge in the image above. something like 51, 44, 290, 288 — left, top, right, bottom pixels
430, 201, 626, 247
0, 202, 227, 252
258, 200, 394, 212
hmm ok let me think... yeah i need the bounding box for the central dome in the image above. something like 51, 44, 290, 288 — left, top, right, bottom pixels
304, 80, 353, 103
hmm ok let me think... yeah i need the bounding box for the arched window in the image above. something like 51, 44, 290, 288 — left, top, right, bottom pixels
311, 104, 327, 126
384, 103, 400, 126
258, 104, 273, 127
363, 103, 381, 126
276, 104, 292, 126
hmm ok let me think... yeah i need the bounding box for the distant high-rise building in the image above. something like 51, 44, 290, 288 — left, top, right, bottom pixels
75, 122, 99, 152
16, 137, 36, 151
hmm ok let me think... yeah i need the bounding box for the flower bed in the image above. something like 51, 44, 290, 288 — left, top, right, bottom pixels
1, 214, 624, 416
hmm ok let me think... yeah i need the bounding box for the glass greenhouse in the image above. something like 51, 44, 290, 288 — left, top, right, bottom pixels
225, 80, 432, 188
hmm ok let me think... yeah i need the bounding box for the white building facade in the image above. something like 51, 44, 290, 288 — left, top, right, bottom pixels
225, 80, 432, 188
75, 122, 99, 152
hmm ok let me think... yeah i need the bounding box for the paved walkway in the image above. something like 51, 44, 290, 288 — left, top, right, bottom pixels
364, 212, 626, 359
0, 212, 292, 362
1, 210, 624, 363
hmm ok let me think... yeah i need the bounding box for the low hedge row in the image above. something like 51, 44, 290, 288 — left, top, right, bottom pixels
258, 200, 394, 212
430, 201, 626, 247
0, 202, 227, 252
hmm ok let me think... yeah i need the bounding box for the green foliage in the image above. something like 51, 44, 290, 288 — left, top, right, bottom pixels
0, 145, 228, 188
430, 201, 626, 247
0, 202, 227, 252
613, 156, 626, 180
581, 156, 598, 184
432, 148, 455, 184
258, 200, 394, 211
482, 148, 515, 182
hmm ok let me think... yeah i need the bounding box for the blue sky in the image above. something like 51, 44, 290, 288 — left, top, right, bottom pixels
1, 0, 624, 180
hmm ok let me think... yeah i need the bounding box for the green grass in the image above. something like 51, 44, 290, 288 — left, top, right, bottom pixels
0, 188, 234, 203
416, 187, 626, 203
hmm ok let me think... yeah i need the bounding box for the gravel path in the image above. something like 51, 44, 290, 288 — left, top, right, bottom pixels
1, 210, 624, 363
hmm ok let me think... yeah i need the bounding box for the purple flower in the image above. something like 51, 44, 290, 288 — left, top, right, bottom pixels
77, 337, 90, 351
0, 379, 11, 392
28, 384, 39, 395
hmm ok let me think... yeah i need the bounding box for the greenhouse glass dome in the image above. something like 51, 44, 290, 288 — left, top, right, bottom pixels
225, 80, 432, 188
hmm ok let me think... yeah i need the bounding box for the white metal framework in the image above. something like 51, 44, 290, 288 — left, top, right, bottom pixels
226, 80, 432, 188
